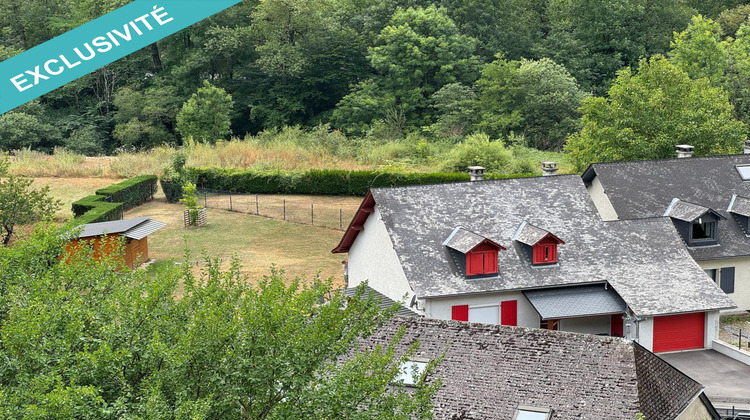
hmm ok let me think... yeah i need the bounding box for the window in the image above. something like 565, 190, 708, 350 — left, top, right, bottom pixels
737, 164, 750, 180
513, 406, 552, 420
466, 248, 498, 275
705, 269, 717, 281
469, 305, 499, 324
395, 360, 428, 386
691, 219, 716, 241
532, 243, 557, 264
720, 267, 735, 294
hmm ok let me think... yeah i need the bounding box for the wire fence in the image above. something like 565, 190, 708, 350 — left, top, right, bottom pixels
197, 188, 358, 230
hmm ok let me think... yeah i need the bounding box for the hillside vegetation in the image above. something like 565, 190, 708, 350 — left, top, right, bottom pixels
2, 0, 750, 172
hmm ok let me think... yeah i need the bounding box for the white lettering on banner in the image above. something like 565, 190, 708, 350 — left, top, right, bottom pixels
8, 4, 175, 93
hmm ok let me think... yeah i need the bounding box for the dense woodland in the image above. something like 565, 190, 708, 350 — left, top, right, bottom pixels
3, 0, 750, 169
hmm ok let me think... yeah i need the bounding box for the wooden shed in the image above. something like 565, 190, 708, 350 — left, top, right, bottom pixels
66, 217, 166, 269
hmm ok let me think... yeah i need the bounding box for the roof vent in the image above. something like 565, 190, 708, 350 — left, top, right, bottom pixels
541, 161, 558, 177
744, 140, 750, 154
468, 166, 485, 181
676, 144, 694, 158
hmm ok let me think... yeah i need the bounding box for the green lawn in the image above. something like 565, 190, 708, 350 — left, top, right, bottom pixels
126, 198, 351, 286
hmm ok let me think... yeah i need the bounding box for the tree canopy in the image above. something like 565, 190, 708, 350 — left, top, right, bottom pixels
0, 227, 441, 419
566, 55, 746, 170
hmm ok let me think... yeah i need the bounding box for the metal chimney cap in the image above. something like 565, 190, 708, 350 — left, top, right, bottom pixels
675, 144, 695, 151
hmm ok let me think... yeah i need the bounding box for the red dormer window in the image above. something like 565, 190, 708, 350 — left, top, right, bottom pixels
532, 237, 560, 265
466, 242, 499, 275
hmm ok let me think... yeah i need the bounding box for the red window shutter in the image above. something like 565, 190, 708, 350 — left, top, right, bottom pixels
501, 300, 517, 326
483, 251, 497, 273
533, 244, 557, 264
452, 305, 469, 321
466, 253, 484, 275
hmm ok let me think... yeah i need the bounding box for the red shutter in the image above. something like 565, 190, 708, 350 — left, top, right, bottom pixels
533, 244, 558, 264
501, 300, 517, 326
466, 253, 484, 275
483, 251, 497, 273
611, 314, 624, 337
452, 305, 469, 321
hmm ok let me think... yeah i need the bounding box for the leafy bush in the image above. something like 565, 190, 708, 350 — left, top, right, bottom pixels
441, 133, 514, 173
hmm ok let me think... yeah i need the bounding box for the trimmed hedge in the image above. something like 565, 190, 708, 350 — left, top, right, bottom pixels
189, 167, 533, 196
160, 177, 186, 203
95, 175, 158, 211
71, 175, 157, 224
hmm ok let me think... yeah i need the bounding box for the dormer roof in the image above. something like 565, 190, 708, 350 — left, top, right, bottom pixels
443, 226, 504, 253
663, 198, 725, 222
512, 221, 565, 246
727, 194, 750, 217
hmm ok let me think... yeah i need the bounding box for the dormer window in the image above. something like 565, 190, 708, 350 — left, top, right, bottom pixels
443, 227, 505, 277
513, 222, 564, 266
664, 198, 725, 247
727, 194, 750, 235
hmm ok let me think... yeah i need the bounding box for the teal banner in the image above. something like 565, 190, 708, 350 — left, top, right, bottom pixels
0, 0, 242, 115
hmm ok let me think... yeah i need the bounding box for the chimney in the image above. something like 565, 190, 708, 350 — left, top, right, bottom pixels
468, 166, 485, 181
676, 144, 694, 158
744, 140, 750, 154
541, 161, 559, 177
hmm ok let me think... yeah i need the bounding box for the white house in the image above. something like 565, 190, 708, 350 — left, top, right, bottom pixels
583, 148, 750, 313
333, 175, 735, 353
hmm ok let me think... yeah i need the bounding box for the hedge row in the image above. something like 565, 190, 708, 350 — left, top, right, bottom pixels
188, 167, 533, 196
95, 175, 158, 211
71, 175, 157, 224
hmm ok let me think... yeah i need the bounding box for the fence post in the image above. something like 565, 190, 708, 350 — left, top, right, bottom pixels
283, 199, 286, 220
204, 192, 207, 208
740, 329, 743, 350
256, 195, 259, 215
229, 192, 233, 211
311, 204, 314, 225
340, 208, 343, 229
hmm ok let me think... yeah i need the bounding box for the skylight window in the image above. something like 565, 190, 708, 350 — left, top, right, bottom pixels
736, 164, 750, 180
395, 360, 428, 386
514, 406, 552, 420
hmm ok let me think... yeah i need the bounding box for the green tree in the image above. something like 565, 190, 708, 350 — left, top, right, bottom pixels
566, 55, 747, 170
0, 101, 62, 152
717, 4, 750, 38
176, 81, 234, 143
0, 227, 440, 418
113, 84, 183, 149
428, 83, 479, 139
476, 57, 586, 150
669, 15, 729, 87
333, 5, 480, 133
0, 158, 60, 246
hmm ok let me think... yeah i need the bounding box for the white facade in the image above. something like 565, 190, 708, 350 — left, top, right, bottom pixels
586, 176, 619, 221
347, 207, 415, 307
698, 258, 750, 312
425, 291, 540, 327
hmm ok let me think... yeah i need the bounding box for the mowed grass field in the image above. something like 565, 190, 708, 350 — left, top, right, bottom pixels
32, 177, 118, 219
126, 195, 360, 287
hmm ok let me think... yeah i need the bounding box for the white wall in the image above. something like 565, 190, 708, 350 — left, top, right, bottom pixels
705, 310, 720, 349
347, 206, 415, 307
637, 317, 654, 352
425, 291, 540, 328
585, 176, 619, 221
559, 316, 611, 335
697, 257, 750, 312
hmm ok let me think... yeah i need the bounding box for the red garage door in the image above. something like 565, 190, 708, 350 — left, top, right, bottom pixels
653, 312, 705, 353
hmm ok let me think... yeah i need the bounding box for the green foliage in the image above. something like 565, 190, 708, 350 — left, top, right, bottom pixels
476, 56, 587, 150
428, 83, 479, 139
176, 81, 234, 143
63, 125, 106, 156
440, 133, 514, 173
180, 181, 202, 226
566, 55, 747, 170
0, 157, 60, 245
112, 85, 182, 149
669, 15, 729, 86
717, 4, 750, 37
160, 151, 190, 203
71, 175, 157, 224
95, 175, 157, 211
0, 102, 62, 152
0, 228, 440, 418
191, 166, 509, 196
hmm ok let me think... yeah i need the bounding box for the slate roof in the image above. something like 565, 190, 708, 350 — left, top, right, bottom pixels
523, 284, 626, 320
583, 154, 750, 260
343, 285, 420, 317
663, 199, 714, 222
513, 221, 559, 246
357, 316, 709, 420
76, 217, 166, 240
728, 194, 750, 218
369, 175, 734, 316
442, 227, 502, 253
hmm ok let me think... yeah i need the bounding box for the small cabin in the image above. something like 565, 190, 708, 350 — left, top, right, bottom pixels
66, 217, 166, 269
